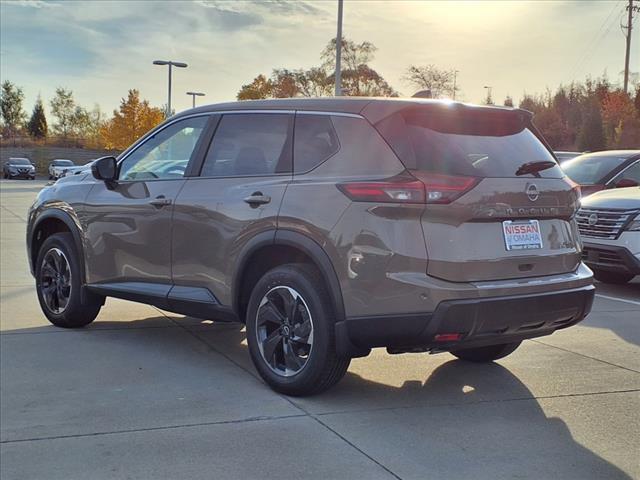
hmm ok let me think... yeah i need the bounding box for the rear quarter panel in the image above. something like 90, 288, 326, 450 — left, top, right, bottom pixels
279, 115, 429, 318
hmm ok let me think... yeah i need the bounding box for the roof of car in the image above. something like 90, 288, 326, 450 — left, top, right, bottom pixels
577, 150, 640, 159
183, 97, 530, 122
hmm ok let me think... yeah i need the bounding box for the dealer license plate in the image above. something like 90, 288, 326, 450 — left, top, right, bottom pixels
502, 220, 543, 251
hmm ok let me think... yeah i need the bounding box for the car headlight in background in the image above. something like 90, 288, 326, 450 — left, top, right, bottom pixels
626, 214, 640, 231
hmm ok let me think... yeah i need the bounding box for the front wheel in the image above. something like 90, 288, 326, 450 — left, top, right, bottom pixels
35, 232, 103, 328
246, 263, 350, 396
451, 341, 521, 363
593, 269, 634, 285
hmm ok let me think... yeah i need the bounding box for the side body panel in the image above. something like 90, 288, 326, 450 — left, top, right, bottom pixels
171, 175, 290, 306
81, 179, 186, 284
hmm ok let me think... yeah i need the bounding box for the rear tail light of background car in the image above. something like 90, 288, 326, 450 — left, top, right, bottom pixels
338, 173, 479, 205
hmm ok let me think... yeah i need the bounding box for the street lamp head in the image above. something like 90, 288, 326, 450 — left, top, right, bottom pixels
153, 60, 187, 68
187, 91, 205, 97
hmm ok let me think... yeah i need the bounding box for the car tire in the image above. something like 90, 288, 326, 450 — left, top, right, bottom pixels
593, 270, 634, 285
451, 341, 521, 363
35, 232, 103, 328
245, 263, 351, 396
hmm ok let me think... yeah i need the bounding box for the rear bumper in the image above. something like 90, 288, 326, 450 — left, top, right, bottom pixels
335, 285, 595, 357
582, 242, 640, 275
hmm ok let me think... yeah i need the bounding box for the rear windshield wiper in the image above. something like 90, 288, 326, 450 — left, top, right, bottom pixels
515, 161, 557, 177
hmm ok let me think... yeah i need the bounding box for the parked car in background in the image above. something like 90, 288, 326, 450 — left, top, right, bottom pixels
3, 158, 35, 180
554, 151, 582, 162
59, 160, 96, 178
48, 159, 76, 180
561, 150, 640, 196
26, 98, 594, 395
577, 187, 640, 284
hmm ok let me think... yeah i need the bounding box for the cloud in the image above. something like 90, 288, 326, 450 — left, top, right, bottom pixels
195, 0, 324, 17
2, 0, 61, 8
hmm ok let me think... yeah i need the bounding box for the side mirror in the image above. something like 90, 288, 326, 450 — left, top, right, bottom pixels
615, 178, 639, 188
91, 156, 118, 187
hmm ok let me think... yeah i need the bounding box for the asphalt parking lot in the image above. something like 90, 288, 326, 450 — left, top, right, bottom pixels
1, 179, 638, 480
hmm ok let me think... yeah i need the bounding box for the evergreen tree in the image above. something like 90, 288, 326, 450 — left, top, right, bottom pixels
27, 95, 48, 139
577, 100, 606, 151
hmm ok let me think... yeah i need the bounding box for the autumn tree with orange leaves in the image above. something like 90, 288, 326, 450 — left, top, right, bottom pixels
101, 89, 164, 150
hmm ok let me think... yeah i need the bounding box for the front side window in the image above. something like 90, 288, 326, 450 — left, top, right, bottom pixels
611, 161, 640, 186
294, 114, 340, 173
119, 116, 208, 181
200, 113, 292, 177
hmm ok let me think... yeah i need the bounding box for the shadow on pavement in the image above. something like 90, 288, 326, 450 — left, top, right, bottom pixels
2, 317, 630, 479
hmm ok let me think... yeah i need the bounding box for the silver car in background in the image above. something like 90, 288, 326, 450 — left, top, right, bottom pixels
577, 187, 640, 284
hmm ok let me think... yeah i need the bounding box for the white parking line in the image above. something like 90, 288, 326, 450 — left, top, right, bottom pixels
595, 293, 640, 307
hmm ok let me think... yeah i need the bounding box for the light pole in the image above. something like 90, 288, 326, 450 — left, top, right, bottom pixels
186, 91, 205, 108
335, 0, 343, 96
483, 85, 493, 105
153, 60, 188, 118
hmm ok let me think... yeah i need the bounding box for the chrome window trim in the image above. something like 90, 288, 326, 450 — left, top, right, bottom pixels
115, 109, 365, 181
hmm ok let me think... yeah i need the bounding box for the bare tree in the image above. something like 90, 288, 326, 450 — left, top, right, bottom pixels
403, 65, 458, 99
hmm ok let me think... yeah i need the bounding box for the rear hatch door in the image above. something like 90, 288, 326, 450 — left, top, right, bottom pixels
375, 106, 581, 282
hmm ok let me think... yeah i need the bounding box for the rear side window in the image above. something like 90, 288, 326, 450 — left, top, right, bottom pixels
201, 113, 292, 177
294, 114, 339, 173
375, 110, 563, 178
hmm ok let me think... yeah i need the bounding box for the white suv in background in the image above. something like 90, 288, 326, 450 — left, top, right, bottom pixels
48, 159, 76, 180
577, 187, 640, 284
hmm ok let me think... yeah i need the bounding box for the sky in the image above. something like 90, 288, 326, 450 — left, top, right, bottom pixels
0, 0, 638, 116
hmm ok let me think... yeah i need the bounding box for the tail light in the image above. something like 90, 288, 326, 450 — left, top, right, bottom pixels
337, 177, 426, 203
418, 173, 480, 204
337, 173, 478, 205
564, 176, 582, 201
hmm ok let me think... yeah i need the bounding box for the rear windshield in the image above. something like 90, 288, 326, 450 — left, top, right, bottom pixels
561, 154, 629, 185
375, 110, 563, 178
9, 158, 31, 165
53, 160, 74, 166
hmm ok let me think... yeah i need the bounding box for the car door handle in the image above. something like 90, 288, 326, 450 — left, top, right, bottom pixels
149, 196, 172, 207
243, 192, 271, 206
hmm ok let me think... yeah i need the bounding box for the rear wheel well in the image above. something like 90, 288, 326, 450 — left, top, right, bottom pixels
31, 218, 72, 269
236, 245, 319, 323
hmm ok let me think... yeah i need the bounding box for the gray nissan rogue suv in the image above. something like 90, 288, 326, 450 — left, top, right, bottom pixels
26, 98, 595, 396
